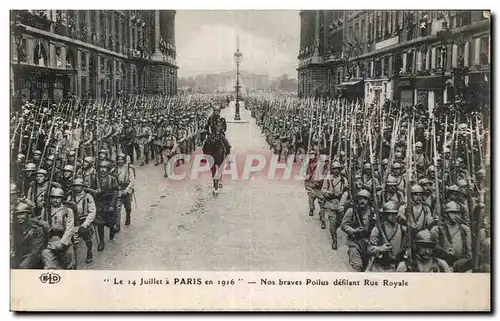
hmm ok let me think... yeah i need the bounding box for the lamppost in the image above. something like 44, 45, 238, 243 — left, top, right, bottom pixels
233, 46, 242, 121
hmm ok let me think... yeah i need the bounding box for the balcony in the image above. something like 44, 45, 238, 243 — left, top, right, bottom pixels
15, 10, 51, 32
53, 22, 71, 37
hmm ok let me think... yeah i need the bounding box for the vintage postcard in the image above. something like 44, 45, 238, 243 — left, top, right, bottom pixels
9, 8, 491, 311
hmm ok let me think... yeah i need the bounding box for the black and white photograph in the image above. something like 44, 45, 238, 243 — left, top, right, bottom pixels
8, 7, 492, 311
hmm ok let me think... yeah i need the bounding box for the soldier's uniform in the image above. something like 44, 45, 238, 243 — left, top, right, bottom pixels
89, 161, 119, 251
321, 161, 349, 250
162, 127, 178, 177
367, 201, 405, 272
115, 153, 135, 229
40, 188, 76, 270
11, 200, 46, 269
27, 169, 50, 217
137, 119, 152, 166
120, 121, 136, 164
397, 185, 435, 234
304, 151, 325, 216
431, 201, 472, 272
340, 190, 376, 272
68, 178, 96, 263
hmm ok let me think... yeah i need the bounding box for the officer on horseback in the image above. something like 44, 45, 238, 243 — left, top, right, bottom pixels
204, 106, 231, 155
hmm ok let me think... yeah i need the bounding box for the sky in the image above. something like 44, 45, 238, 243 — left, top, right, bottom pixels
175, 10, 300, 79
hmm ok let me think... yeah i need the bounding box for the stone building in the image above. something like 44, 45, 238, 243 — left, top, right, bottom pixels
297, 10, 491, 110
185, 70, 270, 93
10, 10, 178, 103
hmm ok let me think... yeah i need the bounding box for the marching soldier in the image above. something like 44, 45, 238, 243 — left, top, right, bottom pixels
40, 187, 76, 270
397, 185, 436, 234
21, 163, 37, 197
59, 165, 75, 197
367, 201, 405, 272
120, 120, 136, 164
340, 189, 376, 272
88, 160, 119, 251
361, 163, 381, 194
431, 201, 472, 272
396, 229, 451, 272
69, 178, 96, 263
376, 175, 405, 206
11, 199, 47, 269
304, 150, 325, 217
321, 161, 349, 250
161, 126, 178, 178
138, 119, 152, 166
27, 169, 50, 217
115, 153, 135, 230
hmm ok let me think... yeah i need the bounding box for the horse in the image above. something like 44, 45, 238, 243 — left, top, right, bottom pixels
202, 131, 229, 196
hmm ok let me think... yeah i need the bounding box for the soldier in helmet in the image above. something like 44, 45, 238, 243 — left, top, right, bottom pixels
396, 229, 451, 272
321, 161, 349, 250
367, 201, 405, 272
431, 201, 472, 272
69, 178, 96, 264
115, 153, 135, 230
137, 119, 153, 166
60, 165, 75, 197
340, 189, 376, 271
419, 177, 437, 215
120, 120, 136, 164
31, 150, 42, 168
391, 162, 406, 193
361, 163, 381, 194
40, 188, 75, 270
304, 150, 325, 217
88, 160, 119, 251
397, 185, 436, 234
445, 185, 470, 226
80, 156, 97, 188
27, 169, 50, 218
161, 126, 178, 178
414, 141, 429, 176
11, 199, 47, 269
377, 175, 405, 206
204, 106, 231, 154
21, 163, 37, 197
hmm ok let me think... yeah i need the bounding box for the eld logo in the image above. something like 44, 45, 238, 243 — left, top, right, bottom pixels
39, 272, 61, 284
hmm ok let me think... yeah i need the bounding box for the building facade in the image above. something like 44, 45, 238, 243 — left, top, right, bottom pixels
10, 9, 178, 103
180, 70, 270, 93
297, 10, 491, 110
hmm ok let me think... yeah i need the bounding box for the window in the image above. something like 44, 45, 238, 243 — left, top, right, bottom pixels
407, 50, 414, 73
81, 52, 87, 71
457, 43, 465, 67
374, 59, 382, 78
368, 14, 373, 41
456, 11, 471, 27
394, 53, 403, 75
401, 89, 413, 108
55, 47, 63, 67
383, 57, 389, 77
480, 36, 489, 66
436, 47, 443, 69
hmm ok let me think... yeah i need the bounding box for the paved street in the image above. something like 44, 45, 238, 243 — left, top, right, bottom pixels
81, 102, 350, 271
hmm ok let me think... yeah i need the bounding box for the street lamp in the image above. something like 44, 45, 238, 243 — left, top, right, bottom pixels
233, 48, 242, 121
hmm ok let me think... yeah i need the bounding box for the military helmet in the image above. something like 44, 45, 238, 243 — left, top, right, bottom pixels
100, 160, 112, 168
83, 156, 94, 164
63, 165, 74, 172
72, 178, 85, 187
392, 162, 402, 170
457, 179, 468, 189
33, 150, 42, 155
363, 163, 371, 170
414, 229, 437, 246
386, 175, 398, 186
47, 155, 55, 161
68, 150, 76, 156
356, 189, 371, 200
447, 185, 460, 194
50, 187, 65, 198
99, 148, 108, 155
411, 184, 424, 194
354, 173, 362, 180
36, 169, 48, 176
427, 165, 435, 173
381, 201, 399, 213
117, 153, 126, 159
14, 199, 34, 214
444, 201, 460, 213
24, 163, 37, 171
419, 178, 432, 186
331, 161, 343, 169
415, 141, 423, 148
394, 152, 403, 159
382, 158, 389, 165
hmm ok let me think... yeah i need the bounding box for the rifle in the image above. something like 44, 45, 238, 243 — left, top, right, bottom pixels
403, 116, 414, 271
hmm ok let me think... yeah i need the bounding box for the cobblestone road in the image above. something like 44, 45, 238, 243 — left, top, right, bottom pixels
80, 102, 350, 271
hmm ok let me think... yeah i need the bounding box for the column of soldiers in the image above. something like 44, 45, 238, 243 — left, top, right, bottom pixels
10, 94, 214, 270
248, 94, 490, 273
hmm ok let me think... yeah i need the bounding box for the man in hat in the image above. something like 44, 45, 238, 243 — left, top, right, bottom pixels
120, 120, 136, 164
80, 156, 97, 188
40, 187, 75, 270
11, 199, 47, 269
27, 169, 50, 218
397, 185, 436, 234
304, 150, 325, 217
445, 185, 470, 226
137, 119, 152, 166
391, 162, 406, 194
88, 160, 119, 251
341, 189, 376, 271
396, 229, 451, 272
21, 163, 37, 197
361, 163, 381, 195
419, 177, 437, 215
204, 106, 231, 155
431, 201, 472, 272
377, 175, 405, 206
60, 165, 75, 198
321, 161, 349, 250
115, 153, 135, 230
161, 126, 178, 178
414, 141, 429, 176
367, 201, 405, 272
69, 178, 96, 264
